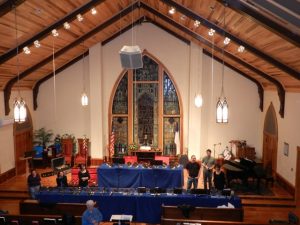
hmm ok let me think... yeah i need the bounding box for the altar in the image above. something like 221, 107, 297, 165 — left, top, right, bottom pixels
131, 150, 162, 161
97, 163, 183, 188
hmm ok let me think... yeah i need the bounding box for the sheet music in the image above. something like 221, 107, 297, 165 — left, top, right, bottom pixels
110, 215, 133, 221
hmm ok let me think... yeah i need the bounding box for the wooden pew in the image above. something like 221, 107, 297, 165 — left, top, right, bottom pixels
20, 200, 86, 216
162, 205, 244, 222
161, 218, 270, 225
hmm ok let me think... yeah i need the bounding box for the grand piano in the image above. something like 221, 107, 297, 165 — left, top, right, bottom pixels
223, 158, 267, 189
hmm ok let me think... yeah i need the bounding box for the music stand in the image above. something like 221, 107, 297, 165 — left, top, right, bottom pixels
110, 215, 132, 225
151, 160, 163, 166
190, 189, 209, 195
112, 157, 125, 165
173, 188, 183, 194
137, 187, 146, 194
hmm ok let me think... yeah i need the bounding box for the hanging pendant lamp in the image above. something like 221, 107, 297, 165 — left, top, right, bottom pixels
216, 3, 229, 123
13, 5, 27, 123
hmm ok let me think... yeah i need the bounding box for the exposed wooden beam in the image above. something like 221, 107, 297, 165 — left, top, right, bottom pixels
0, 0, 25, 17
219, 0, 300, 48
0, 0, 106, 65
161, 0, 300, 80
203, 49, 264, 111
33, 51, 89, 110
4, 1, 139, 115
141, 2, 285, 117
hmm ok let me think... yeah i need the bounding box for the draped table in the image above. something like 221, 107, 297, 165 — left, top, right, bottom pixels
97, 164, 184, 188
36, 188, 241, 224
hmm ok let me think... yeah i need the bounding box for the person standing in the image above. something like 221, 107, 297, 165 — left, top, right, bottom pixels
202, 149, 215, 190
56, 171, 68, 187
78, 164, 90, 187
27, 169, 41, 199
185, 155, 201, 190
213, 164, 226, 191
82, 200, 103, 225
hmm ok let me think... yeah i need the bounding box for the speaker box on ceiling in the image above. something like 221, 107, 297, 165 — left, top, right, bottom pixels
119, 45, 143, 69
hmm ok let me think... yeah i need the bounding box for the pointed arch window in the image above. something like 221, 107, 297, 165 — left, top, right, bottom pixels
110, 53, 182, 156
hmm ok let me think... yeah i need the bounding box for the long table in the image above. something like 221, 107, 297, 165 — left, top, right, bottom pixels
36, 188, 242, 224
97, 164, 183, 188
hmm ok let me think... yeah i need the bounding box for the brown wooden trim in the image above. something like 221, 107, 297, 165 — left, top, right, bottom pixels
0, 0, 106, 65
133, 80, 159, 84
0, 0, 25, 17
276, 172, 295, 197
0, 168, 16, 184
4, 1, 139, 115
90, 158, 103, 166
162, 0, 300, 79
296, 146, 300, 206
111, 114, 128, 117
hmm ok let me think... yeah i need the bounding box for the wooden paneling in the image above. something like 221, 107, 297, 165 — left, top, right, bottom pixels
262, 132, 278, 175
0, 168, 16, 184
15, 129, 33, 175
90, 158, 104, 166
276, 172, 295, 197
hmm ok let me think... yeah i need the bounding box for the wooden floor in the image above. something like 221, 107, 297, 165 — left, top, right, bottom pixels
0, 167, 299, 224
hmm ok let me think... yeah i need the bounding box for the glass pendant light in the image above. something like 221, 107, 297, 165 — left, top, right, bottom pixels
13, 5, 27, 123
216, 3, 229, 123
194, 94, 203, 108
81, 93, 88, 106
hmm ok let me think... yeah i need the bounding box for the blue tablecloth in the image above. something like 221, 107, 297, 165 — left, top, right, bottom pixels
36, 188, 241, 224
97, 164, 184, 188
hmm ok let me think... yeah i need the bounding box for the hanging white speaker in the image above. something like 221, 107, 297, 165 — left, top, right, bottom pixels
119, 45, 143, 69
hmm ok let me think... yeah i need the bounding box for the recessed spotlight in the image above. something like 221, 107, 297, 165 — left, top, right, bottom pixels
63, 22, 71, 30
194, 20, 201, 27
208, 28, 215, 36
224, 37, 230, 45
23, 46, 30, 54
238, 45, 245, 53
34, 40, 41, 48
168, 7, 175, 15
52, 29, 59, 37
91, 7, 97, 15
77, 14, 84, 22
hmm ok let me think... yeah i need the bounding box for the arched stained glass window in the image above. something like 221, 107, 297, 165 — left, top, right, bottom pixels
110, 53, 182, 156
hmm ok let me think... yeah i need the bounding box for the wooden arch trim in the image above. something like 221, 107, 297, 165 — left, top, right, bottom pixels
4, 1, 139, 115
0, 0, 106, 65
263, 102, 278, 136
108, 50, 184, 154
141, 2, 286, 118
161, 0, 300, 80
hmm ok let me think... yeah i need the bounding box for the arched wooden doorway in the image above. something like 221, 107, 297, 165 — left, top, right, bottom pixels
14, 106, 33, 175
263, 103, 278, 175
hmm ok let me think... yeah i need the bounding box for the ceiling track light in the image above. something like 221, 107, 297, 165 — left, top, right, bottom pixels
63, 22, 71, 30
77, 14, 84, 22
238, 45, 245, 53
224, 37, 230, 45
23, 46, 30, 54
168, 7, 176, 15
194, 20, 201, 27
52, 29, 59, 37
208, 28, 215, 36
91, 7, 97, 15
34, 40, 41, 48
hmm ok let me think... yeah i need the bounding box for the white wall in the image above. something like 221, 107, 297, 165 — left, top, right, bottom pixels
262, 91, 300, 186
0, 90, 33, 173
200, 54, 262, 158
34, 23, 263, 161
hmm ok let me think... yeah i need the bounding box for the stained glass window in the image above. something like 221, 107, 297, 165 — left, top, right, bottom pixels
163, 117, 180, 155
112, 117, 128, 155
163, 72, 180, 115
112, 73, 128, 114
133, 55, 158, 81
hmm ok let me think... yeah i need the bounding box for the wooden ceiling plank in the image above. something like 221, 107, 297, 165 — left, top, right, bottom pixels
0, 0, 106, 65
141, 2, 285, 118
0, 0, 25, 17
221, 0, 300, 47
161, 0, 300, 80
4, 1, 139, 115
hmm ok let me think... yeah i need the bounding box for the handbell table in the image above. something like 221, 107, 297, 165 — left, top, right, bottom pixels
97, 164, 184, 188
36, 188, 242, 224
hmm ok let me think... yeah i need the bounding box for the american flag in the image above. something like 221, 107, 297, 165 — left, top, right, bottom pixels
109, 129, 115, 158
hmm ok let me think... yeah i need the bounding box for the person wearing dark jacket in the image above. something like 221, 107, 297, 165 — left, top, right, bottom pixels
213, 164, 226, 191
56, 171, 68, 187
78, 164, 90, 187
27, 169, 41, 199
185, 155, 201, 189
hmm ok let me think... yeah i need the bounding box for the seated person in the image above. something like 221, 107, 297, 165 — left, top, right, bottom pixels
82, 200, 103, 225
78, 164, 90, 187
56, 171, 68, 187
213, 164, 226, 191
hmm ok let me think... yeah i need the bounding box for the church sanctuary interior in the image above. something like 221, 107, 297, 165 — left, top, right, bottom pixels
0, 0, 300, 224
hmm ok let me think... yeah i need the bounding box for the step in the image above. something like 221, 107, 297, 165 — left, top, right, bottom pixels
239, 194, 294, 201
0, 191, 29, 200
242, 198, 296, 207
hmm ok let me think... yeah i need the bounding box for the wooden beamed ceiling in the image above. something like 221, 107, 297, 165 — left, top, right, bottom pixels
0, 0, 299, 116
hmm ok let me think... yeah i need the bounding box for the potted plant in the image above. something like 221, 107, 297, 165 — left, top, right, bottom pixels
33, 127, 54, 149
